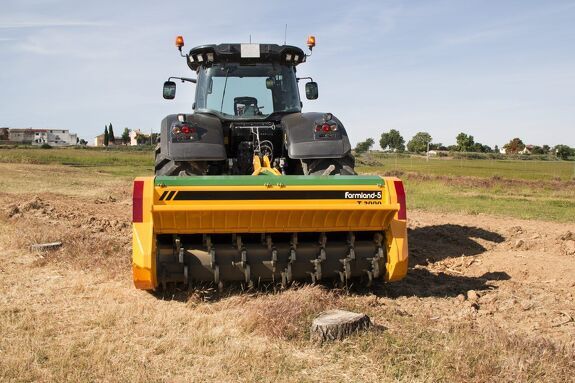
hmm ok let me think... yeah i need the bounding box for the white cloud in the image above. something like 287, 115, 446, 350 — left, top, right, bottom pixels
440, 27, 513, 46
0, 19, 106, 29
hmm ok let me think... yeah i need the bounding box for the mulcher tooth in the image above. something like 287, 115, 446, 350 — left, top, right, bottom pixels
231, 235, 251, 284
290, 233, 298, 261
264, 234, 278, 275
365, 270, 373, 287
281, 262, 293, 288
310, 259, 323, 283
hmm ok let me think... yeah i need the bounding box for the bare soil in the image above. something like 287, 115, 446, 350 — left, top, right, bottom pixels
0, 173, 574, 382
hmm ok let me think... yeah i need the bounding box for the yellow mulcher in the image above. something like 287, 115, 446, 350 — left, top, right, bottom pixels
132, 36, 408, 290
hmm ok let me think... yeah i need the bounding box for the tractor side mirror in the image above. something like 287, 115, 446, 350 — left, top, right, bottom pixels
305, 82, 318, 100
163, 81, 177, 100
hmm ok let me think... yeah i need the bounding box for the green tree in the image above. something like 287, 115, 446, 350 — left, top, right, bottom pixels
79, 139, 88, 146
355, 138, 375, 154
104, 125, 109, 147
428, 143, 444, 150
555, 145, 574, 160
108, 123, 115, 144
481, 144, 493, 153
470, 142, 492, 153
494, 145, 499, 153
407, 132, 432, 153
503, 138, 525, 154
542, 145, 551, 154
379, 129, 405, 152
456, 132, 475, 152
531, 146, 544, 155
122, 128, 130, 145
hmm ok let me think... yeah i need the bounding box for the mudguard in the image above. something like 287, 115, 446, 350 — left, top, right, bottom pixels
281, 112, 352, 159
160, 114, 226, 161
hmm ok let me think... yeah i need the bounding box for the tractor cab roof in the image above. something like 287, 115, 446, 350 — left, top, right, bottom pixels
186, 43, 306, 71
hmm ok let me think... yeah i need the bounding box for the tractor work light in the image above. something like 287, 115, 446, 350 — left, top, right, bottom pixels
206, 52, 214, 62
175, 35, 185, 48
286, 53, 293, 61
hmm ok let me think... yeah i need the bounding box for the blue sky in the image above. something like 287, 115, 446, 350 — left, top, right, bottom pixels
1, 0, 574, 147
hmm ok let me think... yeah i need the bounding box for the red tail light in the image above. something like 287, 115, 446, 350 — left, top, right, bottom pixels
133, 180, 144, 223
393, 180, 406, 220
315, 126, 321, 132
181, 125, 190, 134
321, 124, 331, 132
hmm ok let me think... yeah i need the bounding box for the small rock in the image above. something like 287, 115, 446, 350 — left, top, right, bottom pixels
564, 241, 575, 256
456, 294, 466, 303
467, 290, 479, 302
514, 239, 524, 249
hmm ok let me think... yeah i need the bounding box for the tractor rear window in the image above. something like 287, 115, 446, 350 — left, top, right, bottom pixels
195, 63, 301, 119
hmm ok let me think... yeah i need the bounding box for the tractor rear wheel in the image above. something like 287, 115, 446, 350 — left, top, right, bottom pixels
154, 144, 207, 176
301, 154, 356, 176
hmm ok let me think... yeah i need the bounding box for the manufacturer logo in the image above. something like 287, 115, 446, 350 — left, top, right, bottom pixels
344, 191, 382, 199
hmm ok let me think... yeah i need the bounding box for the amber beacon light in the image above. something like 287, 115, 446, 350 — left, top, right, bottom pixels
307, 35, 316, 50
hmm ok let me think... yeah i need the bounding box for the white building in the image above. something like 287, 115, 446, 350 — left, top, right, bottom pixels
129, 129, 151, 146
9, 129, 78, 146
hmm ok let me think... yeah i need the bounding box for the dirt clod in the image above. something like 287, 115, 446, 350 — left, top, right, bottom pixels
563, 240, 575, 256
467, 290, 479, 302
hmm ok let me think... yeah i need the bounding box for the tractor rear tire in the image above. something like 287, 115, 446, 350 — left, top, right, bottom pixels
301, 154, 356, 176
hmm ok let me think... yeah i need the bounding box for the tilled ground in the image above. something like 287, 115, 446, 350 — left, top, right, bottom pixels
0, 178, 574, 382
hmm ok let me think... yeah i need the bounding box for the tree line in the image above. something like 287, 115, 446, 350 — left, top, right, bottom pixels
354, 130, 575, 160
103, 123, 131, 146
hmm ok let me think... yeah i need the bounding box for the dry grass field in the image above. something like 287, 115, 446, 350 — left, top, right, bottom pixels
0, 151, 574, 382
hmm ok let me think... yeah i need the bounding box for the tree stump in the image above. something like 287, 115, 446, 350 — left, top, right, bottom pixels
310, 309, 371, 344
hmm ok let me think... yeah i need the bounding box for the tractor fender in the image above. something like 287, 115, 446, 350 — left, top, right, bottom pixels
281, 112, 352, 159
160, 113, 227, 161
